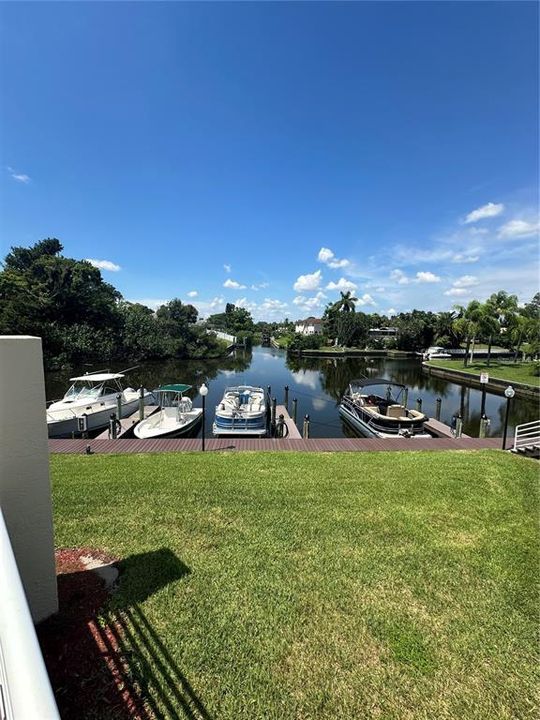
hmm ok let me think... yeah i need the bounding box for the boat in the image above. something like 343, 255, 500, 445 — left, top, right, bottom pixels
338, 378, 431, 438
213, 385, 269, 437
47, 371, 153, 438
134, 384, 202, 439
421, 346, 452, 360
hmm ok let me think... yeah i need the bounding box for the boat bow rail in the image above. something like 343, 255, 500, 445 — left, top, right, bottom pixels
0, 508, 59, 719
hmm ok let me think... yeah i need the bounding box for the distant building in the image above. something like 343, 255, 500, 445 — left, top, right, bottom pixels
368, 326, 398, 339
295, 317, 323, 335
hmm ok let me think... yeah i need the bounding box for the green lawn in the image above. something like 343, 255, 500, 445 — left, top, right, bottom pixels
427, 358, 540, 387
50, 451, 539, 719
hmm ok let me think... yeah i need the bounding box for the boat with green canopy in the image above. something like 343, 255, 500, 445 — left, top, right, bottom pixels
134, 384, 203, 439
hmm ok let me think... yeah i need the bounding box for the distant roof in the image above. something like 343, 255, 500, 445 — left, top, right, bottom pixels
296, 317, 322, 324
69, 373, 124, 382
157, 384, 192, 393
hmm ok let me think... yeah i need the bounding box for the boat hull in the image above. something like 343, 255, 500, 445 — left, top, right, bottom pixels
339, 403, 431, 439
47, 394, 151, 438
134, 410, 203, 439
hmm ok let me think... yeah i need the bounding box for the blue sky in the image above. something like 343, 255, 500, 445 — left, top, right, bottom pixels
1, 1, 538, 320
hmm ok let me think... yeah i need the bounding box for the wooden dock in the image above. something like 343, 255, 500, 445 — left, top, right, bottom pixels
425, 418, 470, 439
50, 436, 502, 454
94, 405, 159, 440
275, 404, 302, 439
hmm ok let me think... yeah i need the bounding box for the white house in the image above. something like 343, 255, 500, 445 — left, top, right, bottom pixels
295, 317, 323, 335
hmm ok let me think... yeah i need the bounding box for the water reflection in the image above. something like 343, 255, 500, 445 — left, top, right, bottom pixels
44, 347, 538, 440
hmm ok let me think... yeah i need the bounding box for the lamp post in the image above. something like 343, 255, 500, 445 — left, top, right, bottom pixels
502, 385, 515, 450
199, 383, 208, 452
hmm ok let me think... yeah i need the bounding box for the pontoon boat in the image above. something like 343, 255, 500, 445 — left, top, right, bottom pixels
213, 385, 269, 437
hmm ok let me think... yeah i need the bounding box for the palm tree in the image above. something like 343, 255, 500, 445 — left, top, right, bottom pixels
484, 291, 518, 365
332, 290, 358, 313
453, 300, 483, 367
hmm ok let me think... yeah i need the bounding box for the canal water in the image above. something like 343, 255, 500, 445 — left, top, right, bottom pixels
45, 346, 538, 439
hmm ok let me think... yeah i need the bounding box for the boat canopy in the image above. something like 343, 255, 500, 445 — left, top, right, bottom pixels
158, 384, 192, 393
350, 378, 406, 389
69, 373, 125, 382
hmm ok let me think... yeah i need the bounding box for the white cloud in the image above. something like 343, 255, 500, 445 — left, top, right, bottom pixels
224, 264, 231, 273
293, 269, 322, 292
453, 275, 478, 288
12, 173, 30, 184
464, 202, 504, 224
391, 269, 440, 285
416, 271, 441, 283
127, 298, 169, 311
357, 293, 376, 306
497, 219, 539, 239
386, 308, 397, 316
250, 282, 270, 291
86, 258, 121, 272
187, 290, 198, 297
223, 278, 246, 289
293, 290, 327, 311
317, 247, 350, 269
451, 253, 480, 264
391, 269, 410, 285
326, 277, 358, 292
444, 288, 470, 297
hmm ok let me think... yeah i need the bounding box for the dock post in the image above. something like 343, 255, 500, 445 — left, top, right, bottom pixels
139, 387, 144, 422
292, 398, 298, 424
302, 414, 310, 439
435, 397, 441, 421
416, 398, 422, 412
455, 413, 463, 439
116, 393, 122, 423
284, 385, 289, 411
271, 397, 277, 432
267, 385, 272, 401
109, 413, 118, 440
276, 414, 286, 438
479, 414, 490, 439
403, 387, 408, 408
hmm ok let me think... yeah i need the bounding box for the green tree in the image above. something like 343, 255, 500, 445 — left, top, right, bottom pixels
332, 290, 358, 313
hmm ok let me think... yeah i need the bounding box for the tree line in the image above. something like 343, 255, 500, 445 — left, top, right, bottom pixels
1, 239, 538, 368
0, 239, 229, 367
286, 289, 540, 365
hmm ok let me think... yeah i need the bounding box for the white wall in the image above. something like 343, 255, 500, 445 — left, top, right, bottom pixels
0, 336, 58, 622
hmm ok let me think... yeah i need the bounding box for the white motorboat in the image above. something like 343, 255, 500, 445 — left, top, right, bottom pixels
134, 384, 202, 439
339, 378, 431, 439
421, 346, 452, 360
213, 385, 269, 437
47, 371, 153, 438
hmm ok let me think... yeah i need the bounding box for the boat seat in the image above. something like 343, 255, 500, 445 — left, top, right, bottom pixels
387, 404, 406, 419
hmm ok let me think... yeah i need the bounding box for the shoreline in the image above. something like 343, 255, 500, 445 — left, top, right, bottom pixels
422, 362, 539, 399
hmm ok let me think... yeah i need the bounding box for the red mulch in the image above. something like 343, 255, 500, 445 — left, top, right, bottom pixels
37, 548, 153, 720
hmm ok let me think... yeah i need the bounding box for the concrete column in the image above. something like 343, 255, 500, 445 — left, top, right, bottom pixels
0, 336, 58, 622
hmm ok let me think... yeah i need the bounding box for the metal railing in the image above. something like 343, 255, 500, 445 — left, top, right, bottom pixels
513, 420, 540, 451
0, 508, 59, 719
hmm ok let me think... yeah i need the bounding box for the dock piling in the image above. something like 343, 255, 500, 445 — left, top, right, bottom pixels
116, 394, 122, 424
435, 397, 441, 421
284, 385, 289, 411
292, 398, 298, 425
479, 414, 489, 439
416, 398, 423, 412
139, 387, 144, 422
109, 413, 118, 440
302, 414, 310, 439
455, 413, 463, 439
271, 397, 277, 431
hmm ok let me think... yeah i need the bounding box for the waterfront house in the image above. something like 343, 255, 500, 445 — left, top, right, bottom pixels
295, 317, 323, 335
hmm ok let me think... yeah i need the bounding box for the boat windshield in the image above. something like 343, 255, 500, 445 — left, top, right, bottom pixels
63, 382, 103, 401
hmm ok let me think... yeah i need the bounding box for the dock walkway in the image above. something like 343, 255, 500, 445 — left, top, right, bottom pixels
50, 436, 501, 454
94, 405, 159, 440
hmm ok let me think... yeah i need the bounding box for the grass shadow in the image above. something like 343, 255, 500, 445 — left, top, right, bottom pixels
38, 548, 212, 719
